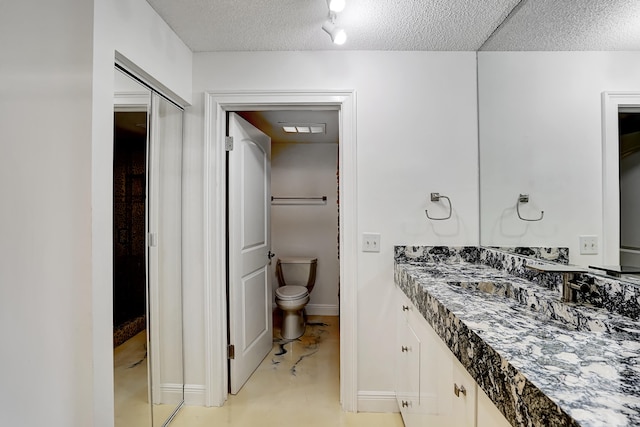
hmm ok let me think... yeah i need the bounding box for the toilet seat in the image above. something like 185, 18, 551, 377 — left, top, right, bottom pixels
275, 285, 309, 300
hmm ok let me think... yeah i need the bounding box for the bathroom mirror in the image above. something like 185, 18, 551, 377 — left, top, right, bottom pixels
477, 2, 640, 267
113, 67, 184, 427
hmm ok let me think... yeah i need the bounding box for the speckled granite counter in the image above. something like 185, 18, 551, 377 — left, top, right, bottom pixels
394, 246, 640, 427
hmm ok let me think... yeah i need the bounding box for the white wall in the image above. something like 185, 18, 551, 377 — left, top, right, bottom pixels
186, 51, 479, 410
93, 0, 191, 423
478, 52, 640, 266
0, 1, 94, 425
0, 0, 191, 426
271, 142, 340, 314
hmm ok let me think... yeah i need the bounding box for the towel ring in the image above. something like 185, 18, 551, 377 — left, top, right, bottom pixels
425, 193, 452, 220
516, 194, 544, 222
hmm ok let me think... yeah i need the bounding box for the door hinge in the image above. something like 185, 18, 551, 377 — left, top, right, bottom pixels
225, 136, 234, 151
227, 344, 235, 359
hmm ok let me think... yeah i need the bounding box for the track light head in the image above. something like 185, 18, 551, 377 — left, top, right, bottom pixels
322, 20, 347, 45
328, 0, 345, 13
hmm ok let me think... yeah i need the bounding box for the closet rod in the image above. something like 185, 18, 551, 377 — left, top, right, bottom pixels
271, 196, 327, 205
271, 196, 327, 201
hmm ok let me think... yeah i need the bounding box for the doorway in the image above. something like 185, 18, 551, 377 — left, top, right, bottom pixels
113, 108, 151, 426
230, 110, 341, 393
113, 110, 148, 346
203, 91, 357, 410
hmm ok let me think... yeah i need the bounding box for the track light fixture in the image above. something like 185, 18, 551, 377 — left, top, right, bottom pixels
322, 0, 346, 45
322, 19, 347, 45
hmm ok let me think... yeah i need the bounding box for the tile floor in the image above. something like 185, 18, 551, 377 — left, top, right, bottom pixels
114, 330, 150, 426
115, 315, 404, 427
114, 330, 179, 426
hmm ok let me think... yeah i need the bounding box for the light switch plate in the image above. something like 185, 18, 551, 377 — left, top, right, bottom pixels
579, 235, 598, 255
362, 233, 381, 252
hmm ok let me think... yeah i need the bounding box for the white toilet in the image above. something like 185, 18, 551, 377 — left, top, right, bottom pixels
275, 256, 318, 339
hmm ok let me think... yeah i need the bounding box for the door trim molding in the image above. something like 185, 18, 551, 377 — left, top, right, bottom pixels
203, 90, 358, 411
601, 92, 640, 265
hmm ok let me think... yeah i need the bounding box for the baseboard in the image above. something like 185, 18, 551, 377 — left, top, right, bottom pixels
184, 384, 207, 406
155, 383, 185, 405
306, 303, 339, 316
357, 391, 400, 413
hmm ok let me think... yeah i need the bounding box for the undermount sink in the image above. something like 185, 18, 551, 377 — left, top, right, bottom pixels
443, 268, 640, 339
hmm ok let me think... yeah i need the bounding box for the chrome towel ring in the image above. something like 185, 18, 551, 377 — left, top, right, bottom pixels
425, 192, 452, 220
516, 194, 544, 222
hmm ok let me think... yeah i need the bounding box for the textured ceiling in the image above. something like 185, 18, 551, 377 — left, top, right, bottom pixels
146, 0, 640, 52
143, 0, 640, 144
145, 0, 520, 51
482, 0, 640, 50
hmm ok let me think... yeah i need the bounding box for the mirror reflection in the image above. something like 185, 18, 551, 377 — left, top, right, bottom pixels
619, 108, 640, 268
113, 68, 184, 427
477, 2, 640, 269
148, 91, 185, 426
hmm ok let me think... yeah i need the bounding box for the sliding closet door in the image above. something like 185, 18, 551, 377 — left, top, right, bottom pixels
147, 92, 184, 426
113, 68, 152, 427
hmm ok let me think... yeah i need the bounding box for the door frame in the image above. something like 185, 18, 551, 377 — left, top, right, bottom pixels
602, 92, 640, 265
203, 90, 358, 411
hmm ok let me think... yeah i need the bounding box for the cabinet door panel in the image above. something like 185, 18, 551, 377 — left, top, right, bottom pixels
451, 355, 477, 427
413, 310, 460, 422
478, 385, 511, 427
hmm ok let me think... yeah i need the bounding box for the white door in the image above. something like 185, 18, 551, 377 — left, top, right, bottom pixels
228, 113, 273, 394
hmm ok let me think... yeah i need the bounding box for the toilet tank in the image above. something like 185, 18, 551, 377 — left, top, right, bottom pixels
277, 257, 318, 288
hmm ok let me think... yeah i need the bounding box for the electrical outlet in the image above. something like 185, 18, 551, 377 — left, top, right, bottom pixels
362, 233, 381, 253
579, 235, 598, 255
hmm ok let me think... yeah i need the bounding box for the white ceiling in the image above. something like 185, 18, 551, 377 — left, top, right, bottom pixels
482, 0, 640, 51
145, 0, 640, 52
144, 0, 640, 143
238, 110, 339, 144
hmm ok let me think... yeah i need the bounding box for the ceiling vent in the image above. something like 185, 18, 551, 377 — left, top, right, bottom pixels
282, 123, 326, 134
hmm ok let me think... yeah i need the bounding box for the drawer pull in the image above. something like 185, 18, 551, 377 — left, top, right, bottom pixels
401, 346, 409, 352
402, 305, 410, 311
454, 383, 467, 397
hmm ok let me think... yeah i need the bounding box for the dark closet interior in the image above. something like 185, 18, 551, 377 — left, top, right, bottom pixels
113, 111, 147, 346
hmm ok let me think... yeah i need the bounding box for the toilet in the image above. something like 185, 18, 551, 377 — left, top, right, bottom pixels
275, 256, 318, 339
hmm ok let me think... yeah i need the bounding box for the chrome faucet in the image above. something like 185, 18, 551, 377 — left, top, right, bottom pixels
560, 272, 591, 303
525, 263, 589, 302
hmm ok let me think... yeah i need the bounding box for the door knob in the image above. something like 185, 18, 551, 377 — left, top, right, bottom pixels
268, 251, 276, 259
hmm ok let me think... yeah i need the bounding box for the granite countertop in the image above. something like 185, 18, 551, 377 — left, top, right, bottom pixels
394, 247, 640, 427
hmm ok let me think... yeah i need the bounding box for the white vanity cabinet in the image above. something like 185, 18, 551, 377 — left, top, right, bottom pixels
477, 386, 512, 427
395, 287, 510, 427
395, 313, 421, 419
